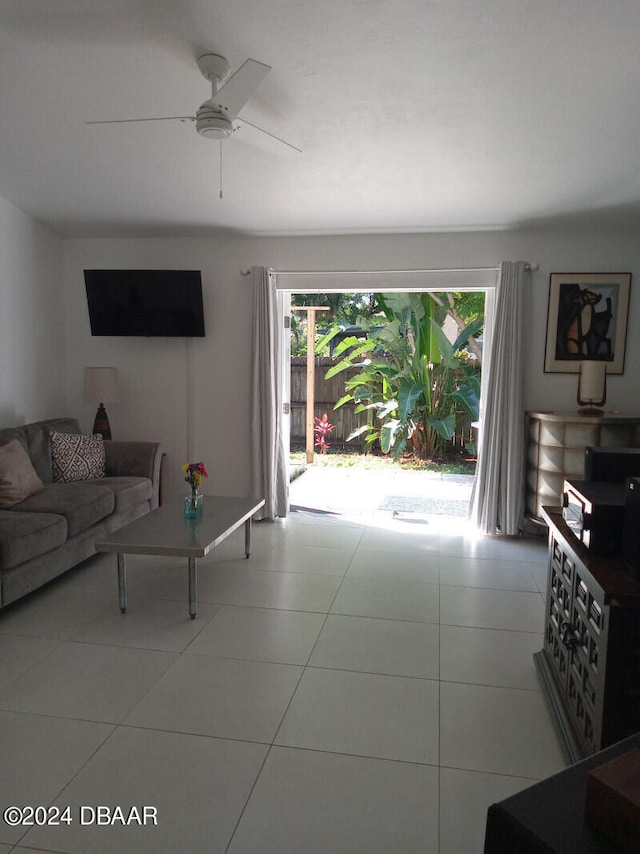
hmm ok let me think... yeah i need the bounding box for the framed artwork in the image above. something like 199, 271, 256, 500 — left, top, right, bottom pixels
544, 272, 631, 374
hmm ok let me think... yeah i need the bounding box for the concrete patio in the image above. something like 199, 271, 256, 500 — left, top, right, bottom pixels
289, 462, 474, 528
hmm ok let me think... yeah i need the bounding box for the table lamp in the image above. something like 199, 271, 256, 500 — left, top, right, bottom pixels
577, 361, 606, 416
84, 367, 119, 439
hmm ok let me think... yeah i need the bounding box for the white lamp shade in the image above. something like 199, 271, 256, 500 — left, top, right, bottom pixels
84, 367, 120, 403
579, 361, 606, 401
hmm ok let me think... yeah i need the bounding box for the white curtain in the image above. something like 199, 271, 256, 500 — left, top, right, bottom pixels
468, 261, 528, 535
249, 266, 288, 519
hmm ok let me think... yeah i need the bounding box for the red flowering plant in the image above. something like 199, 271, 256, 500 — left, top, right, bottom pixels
182, 461, 208, 495
314, 413, 334, 454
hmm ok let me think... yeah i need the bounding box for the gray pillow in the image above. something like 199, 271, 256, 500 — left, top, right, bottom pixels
0, 438, 45, 507
50, 431, 105, 482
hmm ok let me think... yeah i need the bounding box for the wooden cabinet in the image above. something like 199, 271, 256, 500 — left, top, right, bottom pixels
526, 412, 640, 521
534, 508, 640, 762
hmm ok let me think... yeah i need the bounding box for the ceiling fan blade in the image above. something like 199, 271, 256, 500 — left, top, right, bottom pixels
85, 116, 194, 125
234, 117, 302, 156
213, 59, 271, 116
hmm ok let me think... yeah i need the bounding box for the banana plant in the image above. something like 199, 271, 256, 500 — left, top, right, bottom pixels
320, 292, 482, 460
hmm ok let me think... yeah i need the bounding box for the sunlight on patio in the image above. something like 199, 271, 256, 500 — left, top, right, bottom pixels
288, 460, 478, 537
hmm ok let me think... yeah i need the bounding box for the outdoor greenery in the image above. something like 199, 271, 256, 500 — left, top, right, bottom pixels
290, 448, 476, 475
317, 292, 483, 461
291, 291, 484, 360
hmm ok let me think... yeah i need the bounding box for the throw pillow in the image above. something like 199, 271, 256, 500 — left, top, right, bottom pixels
0, 438, 45, 507
50, 431, 105, 482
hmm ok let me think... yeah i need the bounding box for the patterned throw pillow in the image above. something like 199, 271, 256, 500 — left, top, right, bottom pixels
50, 431, 105, 482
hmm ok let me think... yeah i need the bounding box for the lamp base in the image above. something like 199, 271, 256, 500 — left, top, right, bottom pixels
93, 404, 112, 440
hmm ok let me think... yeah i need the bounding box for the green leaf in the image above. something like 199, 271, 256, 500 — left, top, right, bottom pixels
380, 420, 399, 453
332, 336, 375, 359
450, 386, 479, 418
376, 399, 398, 419
390, 435, 408, 461
397, 381, 424, 422
346, 424, 372, 442
451, 316, 484, 353
333, 394, 354, 410
430, 319, 455, 365
425, 414, 456, 440
315, 326, 340, 352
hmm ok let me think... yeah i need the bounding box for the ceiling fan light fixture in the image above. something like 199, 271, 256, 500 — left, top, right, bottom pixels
195, 107, 233, 139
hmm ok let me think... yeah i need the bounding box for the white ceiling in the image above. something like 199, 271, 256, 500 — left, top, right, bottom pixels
2, 0, 640, 238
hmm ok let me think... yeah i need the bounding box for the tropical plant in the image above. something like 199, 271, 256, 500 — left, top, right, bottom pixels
319, 292, 483, 460
314, 412, 334, 453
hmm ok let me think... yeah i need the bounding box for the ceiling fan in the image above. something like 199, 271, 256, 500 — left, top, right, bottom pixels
85, 53, 302, 155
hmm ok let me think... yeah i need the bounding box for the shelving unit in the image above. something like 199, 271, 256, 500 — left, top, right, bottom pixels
526, 412, 640, 522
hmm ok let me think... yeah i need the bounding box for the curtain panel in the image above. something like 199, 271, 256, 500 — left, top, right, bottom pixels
249, 266, 288, 519
468, 261, 528, 535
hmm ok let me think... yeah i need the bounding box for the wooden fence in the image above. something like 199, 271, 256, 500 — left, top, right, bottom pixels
291, 357, 367, 449
290, 357, 477, 455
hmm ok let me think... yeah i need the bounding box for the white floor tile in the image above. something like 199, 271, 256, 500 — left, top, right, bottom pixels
276, 667, 439, 764
123, 556, 250, 606
346, 546, 440, 582
439, 533, 547, 563
186, 605, 325, 664
0, 634, 61, 691
439, 767, 532, 854
359, 524, 442, 555
0, 585, 117, 641
251, 543, 353, 575
440, 584, 545, 632
228, 746, 439, 853
124, 653, 302, 742
70, 599, 220, 652
440, 625, 543, 690
0, 642, 177, 723
226, 568, 342, 612
310, 614, 440, 678
439, 555, 540, 591
331, 576, 439, 622
440, 682, 567, 779
0, 710, 113, 846
0, 501, 571, 852
283, 520, 364, 551
23, 726, 268, 854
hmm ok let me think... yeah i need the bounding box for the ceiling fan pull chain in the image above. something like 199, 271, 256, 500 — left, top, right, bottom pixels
219, 141, 223, 199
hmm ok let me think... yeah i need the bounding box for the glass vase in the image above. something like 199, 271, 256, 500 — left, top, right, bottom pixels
184, 491, 204, 519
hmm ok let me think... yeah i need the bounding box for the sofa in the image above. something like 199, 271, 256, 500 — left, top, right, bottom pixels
0, 417, 163, 609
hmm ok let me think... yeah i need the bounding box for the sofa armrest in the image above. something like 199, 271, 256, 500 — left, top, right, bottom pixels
104, 441, 164, 510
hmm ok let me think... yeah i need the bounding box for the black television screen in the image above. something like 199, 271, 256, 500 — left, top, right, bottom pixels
84, 269, 205, 337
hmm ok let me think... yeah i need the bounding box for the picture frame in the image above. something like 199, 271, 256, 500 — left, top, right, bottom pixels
544, 272, 631, 374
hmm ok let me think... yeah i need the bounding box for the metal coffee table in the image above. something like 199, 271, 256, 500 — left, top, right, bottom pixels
96, 495, 265, 619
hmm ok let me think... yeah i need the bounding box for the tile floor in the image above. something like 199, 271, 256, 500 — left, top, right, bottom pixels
0, 507, 567, 853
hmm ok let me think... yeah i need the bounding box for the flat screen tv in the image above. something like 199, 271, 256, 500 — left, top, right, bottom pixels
84, 269, 205, 337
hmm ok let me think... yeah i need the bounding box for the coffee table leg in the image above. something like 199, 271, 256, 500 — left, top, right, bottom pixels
188, 557, 197, 619
117, 553, 127, 614
245, 517, 252, 558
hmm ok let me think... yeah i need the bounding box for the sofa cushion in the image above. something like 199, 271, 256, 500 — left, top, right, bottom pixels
88, 476, 152, 514
0, 439, 44, 508
50, 432, 105, 483
14, 482, 114, 537
0, 510, 67, 571
23, 418, 81, 483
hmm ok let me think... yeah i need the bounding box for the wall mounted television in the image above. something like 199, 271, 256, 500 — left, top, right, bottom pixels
84, 269, 205, 337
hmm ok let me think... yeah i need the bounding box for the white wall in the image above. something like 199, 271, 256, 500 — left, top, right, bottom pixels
0, 196, 65, 426
61, 227, 640, 498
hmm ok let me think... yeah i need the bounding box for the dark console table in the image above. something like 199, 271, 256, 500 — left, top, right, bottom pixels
534, 508, 640, 762
484, 732, 640, 853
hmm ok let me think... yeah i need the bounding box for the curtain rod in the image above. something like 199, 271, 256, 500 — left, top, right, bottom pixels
240, 263, 538, 277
